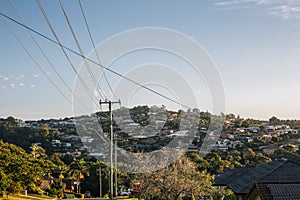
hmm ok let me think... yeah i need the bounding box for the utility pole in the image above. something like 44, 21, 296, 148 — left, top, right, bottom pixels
114, 130, 118, 197
99, 99, 121, 200
97, 166, 102, 198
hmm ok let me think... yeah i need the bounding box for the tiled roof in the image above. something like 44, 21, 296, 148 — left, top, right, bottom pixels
213, 166, 253, 186
213, 158, 300, 194
254, 183, 300, 200
255, 183, 272, 200
259, 160, 300, 182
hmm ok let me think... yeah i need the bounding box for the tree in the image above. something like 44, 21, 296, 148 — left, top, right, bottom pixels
31, 144, 47, 159
81, 161, 109, 197
187, 152, 210, 171
283, 144, 298, 153
47, 179, 65, 198
0, 168, 12, 197
0, 141, 54, 195
50, 153, 65, 166
53, 164, 69, 180
204, 152, 234, 174
242, 148, 256, 165
139, 155, 214, 200
226, 113, 235, 120
271, 136, 279, 143
69, 158, 89, 193
269, 116, 280, 126
233, 118, 243, 128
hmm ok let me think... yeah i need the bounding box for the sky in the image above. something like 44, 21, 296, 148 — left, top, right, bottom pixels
1, 0, 300, 120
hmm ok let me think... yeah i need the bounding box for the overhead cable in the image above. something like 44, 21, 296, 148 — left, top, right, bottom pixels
0, 11, 190, 110
78, 0, 118, 100
0, 15, 74, 107
8, 0, 90, 112
58, 0, 106, 100
35, 0, 99, 106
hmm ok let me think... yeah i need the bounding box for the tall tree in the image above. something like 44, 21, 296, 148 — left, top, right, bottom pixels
139, 155, 214, 200
69, 158, 89, 193
269, 116, 280, 126
0, 141, 54, 195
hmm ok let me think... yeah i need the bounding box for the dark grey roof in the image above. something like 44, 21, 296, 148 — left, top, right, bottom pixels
254, 183, 300, 200
213, 166, 253, 186
269, 184, 300, 200
213, 158, 300, 194
259, 160, 300, 182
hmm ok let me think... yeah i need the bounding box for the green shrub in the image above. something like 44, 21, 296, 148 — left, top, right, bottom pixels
63, 193, 75, 199
47, 179, 65, 198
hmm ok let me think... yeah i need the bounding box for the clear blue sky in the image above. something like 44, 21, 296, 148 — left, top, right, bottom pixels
1, 0, 300, 120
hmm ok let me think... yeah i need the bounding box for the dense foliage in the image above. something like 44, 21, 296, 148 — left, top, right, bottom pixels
0, 141, 54, 196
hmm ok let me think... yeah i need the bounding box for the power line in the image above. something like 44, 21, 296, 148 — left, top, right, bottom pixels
58, 0, 106, 100
0, 15, 73, 107
35, 0, 99, 106
0, 11, 191, 110
77, 0, 116, 123
58, 2, 115, 174
78, 0, 117, 100
8, 0, 90, 113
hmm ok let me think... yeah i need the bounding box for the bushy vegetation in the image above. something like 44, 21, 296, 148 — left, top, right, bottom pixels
0, 141, 53, 196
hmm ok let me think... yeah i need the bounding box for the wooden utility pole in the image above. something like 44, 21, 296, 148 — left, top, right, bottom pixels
114, 129, 118, 197
97, 166, 102, 198
99, 99, 121, 200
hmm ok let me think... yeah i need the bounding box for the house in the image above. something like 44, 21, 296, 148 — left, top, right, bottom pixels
259, 146, 276, 155
51, 139, 61, 147
228, 140, 244, 149
277, 129, 298, 135
264, 126, 276, 134
247, 182, 300, 200
214, 143, 229, 151
220, 131, 234, 139
245, 137, 253, 143
275, 125, 290, 130
279, 143, 299, 151
247, 126, 260, 133
262, 148, 276, 155
258, 134, 272, 140
17, 121, 31, 127
214, 158, 300, 200
167, 130, 189, 137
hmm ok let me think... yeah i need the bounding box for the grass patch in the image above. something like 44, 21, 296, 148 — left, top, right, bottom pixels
0, 194, 53, 200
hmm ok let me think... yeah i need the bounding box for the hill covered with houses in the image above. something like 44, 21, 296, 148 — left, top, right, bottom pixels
1, 105, 300, 199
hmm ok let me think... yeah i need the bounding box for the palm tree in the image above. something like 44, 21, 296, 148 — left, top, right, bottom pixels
56, 164, 70, 179
69, 158, 89, 193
